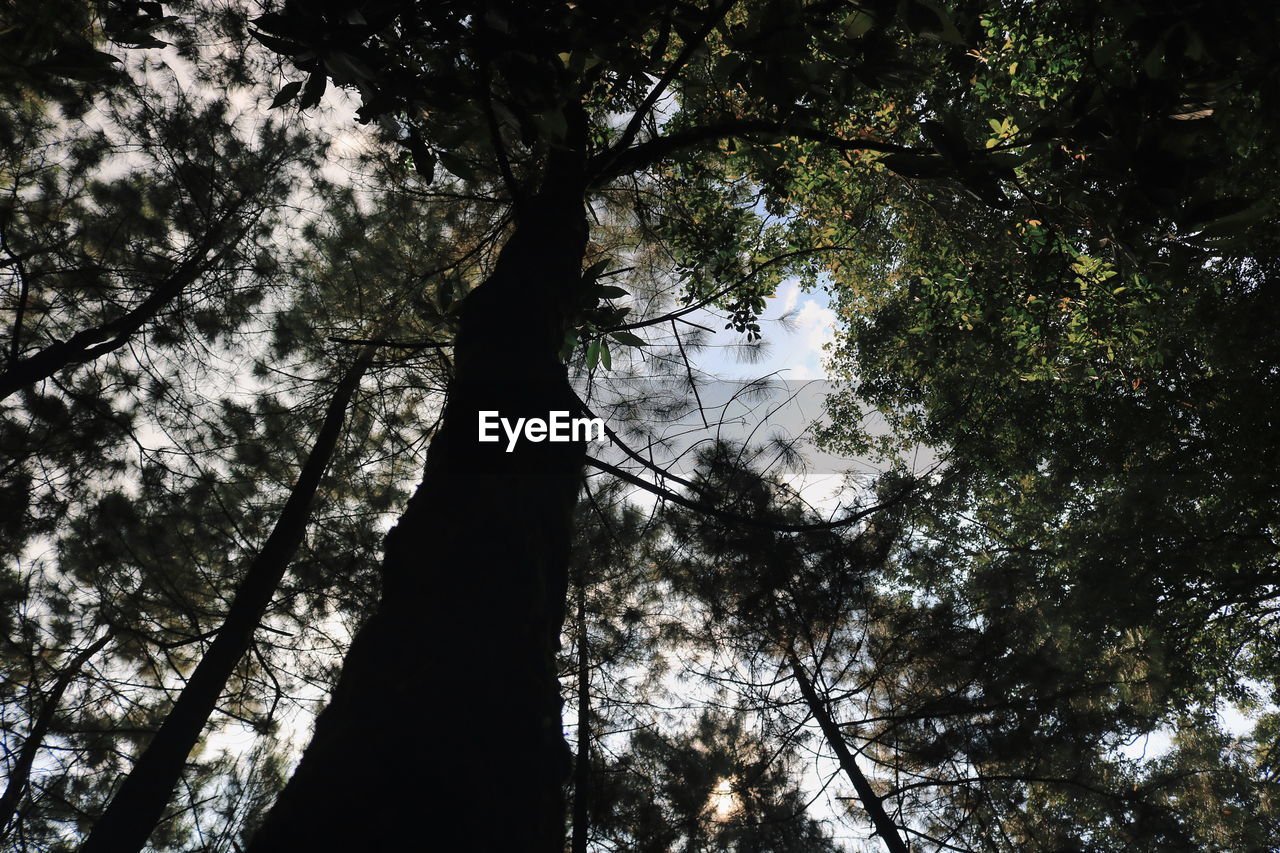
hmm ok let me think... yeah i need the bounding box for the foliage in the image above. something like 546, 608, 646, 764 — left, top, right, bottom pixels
3, 0, 1279, 850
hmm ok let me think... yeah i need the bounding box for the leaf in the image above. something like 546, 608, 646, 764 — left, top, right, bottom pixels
249, 29, 304, 57
921, 119, 970, 166
907, 0, 966, 44
609, 331, 648, 347
595, 285, 629, 299
299, 70, 327, 110
438, 150, 479, 182
586, 340, 601, 369
531, 109, 568, 143
582, 259, 610, 282
1188, 201, 1272, 238
560, 331, 578, 362
251, 12, 307, 39
715, 54, 746, 83
33, 46, 123, 81
270, 81, 303, 109
600, 341, 612, 370
411, 151, 436, 184
842, 10, 875, 38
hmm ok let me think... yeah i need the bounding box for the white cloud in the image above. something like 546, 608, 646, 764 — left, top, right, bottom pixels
796, 299, 836, 361
779, 280, 800, 314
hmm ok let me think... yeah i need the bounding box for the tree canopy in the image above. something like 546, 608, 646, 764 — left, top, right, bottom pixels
2, 1, 1278, 851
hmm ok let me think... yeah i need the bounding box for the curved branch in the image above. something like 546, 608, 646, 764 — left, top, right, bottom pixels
590, 118, 914, 185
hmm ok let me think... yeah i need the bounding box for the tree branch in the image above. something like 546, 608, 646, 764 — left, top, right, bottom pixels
586, 454, 916, 533
0, 632, 112, 841
590, 118, 914, 185
608, 0, 740, 161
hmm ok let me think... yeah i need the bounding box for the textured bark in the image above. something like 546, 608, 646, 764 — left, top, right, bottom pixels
0, 632, 111, 841
247, 132, 590, 853
81, 351, 372, 853
787, 648, 909, 853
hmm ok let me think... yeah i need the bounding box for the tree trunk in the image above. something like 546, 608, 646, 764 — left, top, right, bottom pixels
0, 632, 111, 841
80, 350, 373, 853
571, 580, 590, 853
786, 648, 909, 853
247, 128, 590, 853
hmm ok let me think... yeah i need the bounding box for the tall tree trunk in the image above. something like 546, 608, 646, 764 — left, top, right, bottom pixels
80, 349, 373, 853
571, 579, 590, 853
247, 122, 590, 853
0, 632, 111, 841
786, 647, 909, 853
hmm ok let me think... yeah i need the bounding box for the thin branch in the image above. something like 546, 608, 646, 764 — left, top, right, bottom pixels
672, 319, 709, 429
609, 0, 741, 159
586, 454, 917, 533
329, 335, 453, 349
0, 632, 113, 842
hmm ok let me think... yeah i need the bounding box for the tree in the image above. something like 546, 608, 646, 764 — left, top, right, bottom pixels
78, 347, 374, 853
809, 3, 1280, 843
0, 631, 111, 841
657, 441, 1277, 850
235, 3, 951, 849
658, 442, 912, 850
1, 20, 455, 841
8, 0, 1280, 848
561, 480, 672, 853
1, 5, 321, 566
170, 1, 1280, 848
590, 710, 842, 852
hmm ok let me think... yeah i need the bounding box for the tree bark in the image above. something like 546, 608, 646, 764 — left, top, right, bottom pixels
80, 350, 373, 853
247, 122, 590, 853
786, 647, 909, 853
0, 632, 111, 841
571, 580, 590, 853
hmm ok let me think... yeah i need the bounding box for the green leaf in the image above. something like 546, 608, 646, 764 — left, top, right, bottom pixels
609, 331, 648, 347
560, 331, 578, 362
842, 10, 875, 38
586, 340, 600, 369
